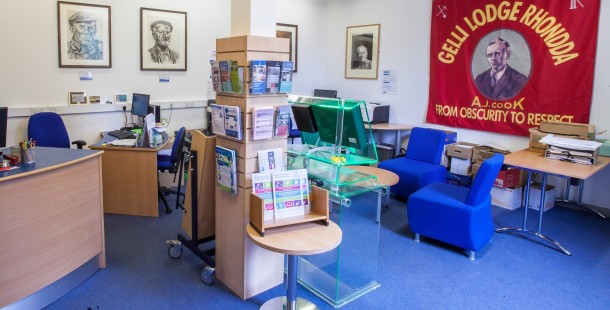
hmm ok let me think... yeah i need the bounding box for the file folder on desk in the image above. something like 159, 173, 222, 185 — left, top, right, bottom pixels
545, 145, 599, 165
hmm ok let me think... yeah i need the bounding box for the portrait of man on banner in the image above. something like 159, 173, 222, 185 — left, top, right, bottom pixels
473, 36, 530, 100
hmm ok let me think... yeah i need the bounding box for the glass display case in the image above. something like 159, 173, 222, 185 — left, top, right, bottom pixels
287, 95, 383, 307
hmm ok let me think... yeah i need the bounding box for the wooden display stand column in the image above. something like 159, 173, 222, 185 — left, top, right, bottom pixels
215, 35, 290, 299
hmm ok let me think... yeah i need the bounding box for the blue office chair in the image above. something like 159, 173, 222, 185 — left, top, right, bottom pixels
28, 112, 86, 149
158, 127, 186, 214
377, 127, 447, 199
288, 118, 301, 144
407, 154, 505, 260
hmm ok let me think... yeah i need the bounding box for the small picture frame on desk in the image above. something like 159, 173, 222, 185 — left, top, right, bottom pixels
69, 91, 87, 104
89, 95, 101, 104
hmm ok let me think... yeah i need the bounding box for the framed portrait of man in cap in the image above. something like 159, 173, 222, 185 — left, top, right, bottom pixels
140, 8, 187, 71
57, 1, 111, 68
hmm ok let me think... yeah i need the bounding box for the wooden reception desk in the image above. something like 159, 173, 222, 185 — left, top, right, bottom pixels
0, 147, 105, 309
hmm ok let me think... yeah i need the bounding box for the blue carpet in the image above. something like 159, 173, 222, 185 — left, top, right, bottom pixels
44, 192, 610, 309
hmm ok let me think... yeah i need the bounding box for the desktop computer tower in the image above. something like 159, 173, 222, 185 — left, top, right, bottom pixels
148, 105, 161, 123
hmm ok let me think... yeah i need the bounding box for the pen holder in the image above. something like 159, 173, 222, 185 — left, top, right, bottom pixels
21, 148, 35, 164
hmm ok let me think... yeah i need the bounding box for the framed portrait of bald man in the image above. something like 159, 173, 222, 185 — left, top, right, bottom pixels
140, 8, 187, 71
345, 24, 380, 79
57, 1, 111, 68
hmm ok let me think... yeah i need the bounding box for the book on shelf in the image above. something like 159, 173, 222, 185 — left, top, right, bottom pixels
251, 106, 275, 140
258, 148, 284, 173
216, 146, 237, 195
279, 61, 293, 93
219, 60, 232, 92
272, 169, 308, 219
210, 103, 226, 136
252, 172, 274, 220
230, 61, 244, 94
224, 105, 242, 140
210, 61, 222, 92
265, 61, 281, 94
274, 105, 291, 137
250, 60, 267, 94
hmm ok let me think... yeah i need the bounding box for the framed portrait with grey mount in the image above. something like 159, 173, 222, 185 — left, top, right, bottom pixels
276, 23, 298, 72
57, 1, 111, 68
141, 8, 187, 71
345, 24, 380, 79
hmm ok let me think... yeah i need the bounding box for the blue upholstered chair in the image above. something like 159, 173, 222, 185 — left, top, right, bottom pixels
377, 127, 447, 199
28, 112, 86, 149
407, 154, 505, 260
157, 127, 186, 214
288, 118, 301, 144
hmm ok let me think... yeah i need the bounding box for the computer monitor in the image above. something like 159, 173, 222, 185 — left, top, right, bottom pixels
131, 93, 150, 117
311, 100, 368, 150
313, 89, 338, 99
0, 107, 7, 148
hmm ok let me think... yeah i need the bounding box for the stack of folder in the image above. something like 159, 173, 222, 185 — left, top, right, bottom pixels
539, 134, 601, 165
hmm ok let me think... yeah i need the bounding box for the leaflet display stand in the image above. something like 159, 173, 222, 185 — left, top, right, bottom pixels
214, 35, 290, 300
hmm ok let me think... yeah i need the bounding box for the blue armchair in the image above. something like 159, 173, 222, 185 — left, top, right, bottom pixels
377, 127, 447, 199
28, 112, 86, 149
407, 154, 504, 260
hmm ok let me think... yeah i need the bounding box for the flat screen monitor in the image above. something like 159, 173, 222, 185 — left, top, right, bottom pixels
0, 107, 7, 148
131, 93, 150, 117
313, 89, 338, 99
311, 101, 368, 150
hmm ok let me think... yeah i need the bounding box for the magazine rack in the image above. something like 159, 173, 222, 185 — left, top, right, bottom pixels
249, 185, 329, 237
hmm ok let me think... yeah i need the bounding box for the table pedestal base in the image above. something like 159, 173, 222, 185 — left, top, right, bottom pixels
261, 297, 319, 310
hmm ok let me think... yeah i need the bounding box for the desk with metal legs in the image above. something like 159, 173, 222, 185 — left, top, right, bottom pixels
495, 149, 610, 255
370, 123, 413, 157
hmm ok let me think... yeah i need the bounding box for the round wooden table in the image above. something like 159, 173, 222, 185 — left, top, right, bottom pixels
247, 221, 342, 310
347, 165, 399, 222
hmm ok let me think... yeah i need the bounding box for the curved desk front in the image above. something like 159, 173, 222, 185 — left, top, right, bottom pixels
90, 132, 169, 217
0, 147, 105, 309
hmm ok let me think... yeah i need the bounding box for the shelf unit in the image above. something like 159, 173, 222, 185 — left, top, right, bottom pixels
214, 35, 290, 300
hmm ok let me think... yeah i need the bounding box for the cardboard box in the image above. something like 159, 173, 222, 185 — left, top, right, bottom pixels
471, 162, 481, 175
446, 142, 478, 160
527, 183, 555, 212
494, 169, 521, 188
491, 186, 523, 210
450, 157, 472, 176
529, 128, 584, 153
540, 121, 594, 140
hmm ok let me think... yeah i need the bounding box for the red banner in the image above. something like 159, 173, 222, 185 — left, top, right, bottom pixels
427, 0, 600, 136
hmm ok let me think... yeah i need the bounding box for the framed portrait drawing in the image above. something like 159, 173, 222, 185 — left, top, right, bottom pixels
276, 23, 298, 72
345, 24, 380, 79
141, 8, 187, 71
57, 1, 112, 68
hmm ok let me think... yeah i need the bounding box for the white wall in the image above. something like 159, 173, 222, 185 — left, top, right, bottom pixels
1, 0, 231, 146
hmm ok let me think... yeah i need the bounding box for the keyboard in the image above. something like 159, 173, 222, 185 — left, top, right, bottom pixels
108, 130, 135, 140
